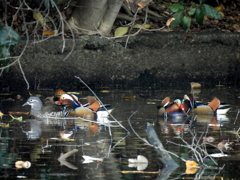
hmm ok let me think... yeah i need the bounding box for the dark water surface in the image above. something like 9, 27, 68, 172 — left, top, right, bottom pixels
0, 86, 240, 180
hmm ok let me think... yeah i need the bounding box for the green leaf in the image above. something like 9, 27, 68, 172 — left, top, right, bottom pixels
0, 46, 11, 69
0, 46, 11, 57
114, 27, 129, 37
167, 2, 186, 12
0, 26, 20, 46
203, 4, 222, 19
195, 7, 205, 25
170, 11, 184, 28
0, 26, 20, 71
192, 4, 198, 8
199, 0, 206, 4
181, 16, 191, 32
188, 8, 196, 16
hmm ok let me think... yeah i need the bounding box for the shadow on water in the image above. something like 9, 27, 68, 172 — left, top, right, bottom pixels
0, 86, 240, 179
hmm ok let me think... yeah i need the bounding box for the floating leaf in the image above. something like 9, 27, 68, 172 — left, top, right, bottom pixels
0, 112, 4, 116
147, 102, 156, 104
9, 114, 22, 121
185, 167, 198, 174
100, 90, 111, 93
9, 111, 29, 115
15, 161, 31, 169
0, 123, 9, 127
186, 160, 199, 168
209, 153, 228, 157
114, 27, 129, 37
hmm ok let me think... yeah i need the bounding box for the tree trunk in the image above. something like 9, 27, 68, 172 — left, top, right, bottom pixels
67, 0, 124, 35
98, 0, 124, 35
68, 0, 108, 33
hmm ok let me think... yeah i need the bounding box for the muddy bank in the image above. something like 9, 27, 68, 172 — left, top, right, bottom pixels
2, 32, 240, 91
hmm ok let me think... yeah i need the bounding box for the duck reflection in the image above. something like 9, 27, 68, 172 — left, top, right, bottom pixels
158, 116, 190, 137
22, 120, 42, 140
194, 114, 229, 131
158, 113, 230, 137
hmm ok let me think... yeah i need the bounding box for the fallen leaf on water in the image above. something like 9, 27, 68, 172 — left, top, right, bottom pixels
124, 95, 136, 100
0, 123, 9, 127
209, 153, 228, 157
9, 114, 22, 121
67, 92, 81, 94
100, 90, 111, 93
185, 160, 199, 168
203, 136, 215, 143
185, 167, 198, 174
9, 112, 29, 115
15, 161, 31, 169
147, 102, 156, 104
185, 160, 199, 174
114, 27, 129, 37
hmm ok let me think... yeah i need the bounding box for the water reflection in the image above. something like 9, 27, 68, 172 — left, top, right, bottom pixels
0, 87, 240, 179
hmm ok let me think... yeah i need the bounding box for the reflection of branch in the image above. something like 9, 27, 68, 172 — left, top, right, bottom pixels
167, 125, 218, 166
58, 159, 78, 170
234, 109, 239, 124
58, 149, 78, 170
58, 149, 78, 159
128, 113, 184, 162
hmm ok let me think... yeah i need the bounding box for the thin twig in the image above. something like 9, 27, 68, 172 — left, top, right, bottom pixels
234, 109, 239, 124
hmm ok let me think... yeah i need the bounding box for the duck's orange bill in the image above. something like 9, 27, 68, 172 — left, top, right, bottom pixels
8, 112, 29, 115
55, 101, 62, 105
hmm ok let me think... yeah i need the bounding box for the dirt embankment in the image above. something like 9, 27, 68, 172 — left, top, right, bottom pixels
2, 32, 240, 91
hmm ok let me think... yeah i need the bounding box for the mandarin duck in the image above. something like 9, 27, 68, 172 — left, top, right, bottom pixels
53, 89, 66, 101
56, 94, 114, 118
55, 95, 99, 120
185, 94, 230, 115
23, 96, 43, 117
57, 93, 82, 108
22, 96, 63, 118
84, 96, 115, 118
157, 96, 192, 117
